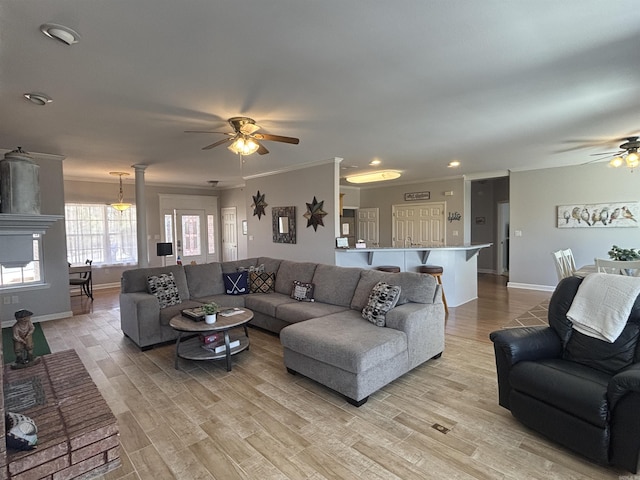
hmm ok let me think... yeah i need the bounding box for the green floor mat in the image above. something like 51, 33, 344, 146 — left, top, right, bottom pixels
2, 323, 51, 364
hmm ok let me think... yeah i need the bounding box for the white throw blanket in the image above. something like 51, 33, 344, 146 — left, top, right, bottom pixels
566, 273, 640, 343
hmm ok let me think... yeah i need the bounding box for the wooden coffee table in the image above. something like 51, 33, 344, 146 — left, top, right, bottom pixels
169, 308, 253, 371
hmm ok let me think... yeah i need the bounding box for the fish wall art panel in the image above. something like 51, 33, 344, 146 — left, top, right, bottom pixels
557, 202, 639, 228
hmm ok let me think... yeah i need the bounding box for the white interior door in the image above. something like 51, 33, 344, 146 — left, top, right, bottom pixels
175, 209, 206, 265
393, 202, 445, 247
357, 208, 379, 246
221, 207, 237, 261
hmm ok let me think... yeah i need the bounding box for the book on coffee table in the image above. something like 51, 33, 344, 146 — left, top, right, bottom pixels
181, 307, 205, 321
202, 339, 240, 353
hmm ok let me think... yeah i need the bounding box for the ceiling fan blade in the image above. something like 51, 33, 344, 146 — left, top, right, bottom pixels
257, 142, 269, 155
185, 130, 230, 134
589, 151, 623, 156
254, 133, 300, 144
202, 137, 232, 150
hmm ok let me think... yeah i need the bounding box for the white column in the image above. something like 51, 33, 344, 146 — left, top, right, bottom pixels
133, 164, 149, 267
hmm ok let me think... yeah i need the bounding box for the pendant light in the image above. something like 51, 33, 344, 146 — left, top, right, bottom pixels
109, 172, 132, 212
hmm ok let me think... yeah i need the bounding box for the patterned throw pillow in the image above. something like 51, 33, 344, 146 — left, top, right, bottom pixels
250, 272, 275, 293
5, 412, 38, 450
291, 280, 315, 302
223, 271, 249, 295
147, 272, 182, 309
362, 281, 401, 327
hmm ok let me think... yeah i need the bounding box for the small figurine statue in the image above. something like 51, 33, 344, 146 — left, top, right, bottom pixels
11, 309, 41, 369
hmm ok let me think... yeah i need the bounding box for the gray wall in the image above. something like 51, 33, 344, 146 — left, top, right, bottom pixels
1, 156, 69, 323
359, 177, 465, 247
245, 160, 339, 264
510, 163, 640, 289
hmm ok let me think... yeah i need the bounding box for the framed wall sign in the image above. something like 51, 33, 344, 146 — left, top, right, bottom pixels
557, 202, 639, 228
404, 191, 430, 201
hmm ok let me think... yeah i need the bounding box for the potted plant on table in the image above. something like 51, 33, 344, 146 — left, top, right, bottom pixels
202, 302, 219, 324
608, 245, 640, 261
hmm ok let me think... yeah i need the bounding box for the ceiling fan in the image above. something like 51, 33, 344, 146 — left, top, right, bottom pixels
559, 133, 640, 169
185, 116, 299, 155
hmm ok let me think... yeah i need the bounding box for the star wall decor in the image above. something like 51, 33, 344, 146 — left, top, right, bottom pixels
303, 196, 327, 231
251, 190, 268, 220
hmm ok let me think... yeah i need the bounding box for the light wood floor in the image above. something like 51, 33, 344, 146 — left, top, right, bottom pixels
43, 275, 626, 479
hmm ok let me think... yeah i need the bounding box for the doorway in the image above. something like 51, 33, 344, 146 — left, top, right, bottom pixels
358, 208, 379, 246
158, 194, 219, 265
392, 202, 445, 247
221, 207, 238, 261
497, 201, 509, 275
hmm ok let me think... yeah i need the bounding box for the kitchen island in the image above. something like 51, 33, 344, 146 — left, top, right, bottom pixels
335, 244, 492, 307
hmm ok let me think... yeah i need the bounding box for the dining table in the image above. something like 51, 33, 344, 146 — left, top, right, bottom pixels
573, 265, 597, 277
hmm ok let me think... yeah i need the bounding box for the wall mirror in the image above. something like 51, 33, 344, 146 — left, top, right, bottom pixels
272, 206, 296, 243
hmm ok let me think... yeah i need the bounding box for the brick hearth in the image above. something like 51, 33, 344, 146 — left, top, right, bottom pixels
1, 349, 120, 480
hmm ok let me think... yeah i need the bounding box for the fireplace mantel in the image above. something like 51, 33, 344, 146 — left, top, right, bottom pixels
0, 214, 63, 267
0, 213, 63, 234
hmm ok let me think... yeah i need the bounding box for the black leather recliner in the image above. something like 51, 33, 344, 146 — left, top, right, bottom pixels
490, 275, 640, 473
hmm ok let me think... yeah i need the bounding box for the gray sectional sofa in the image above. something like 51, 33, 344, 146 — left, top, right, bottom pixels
119, 257, 445, 405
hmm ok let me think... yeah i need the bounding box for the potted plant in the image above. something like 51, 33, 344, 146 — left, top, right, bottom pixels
608, 245, 640, 261
202, 302, 219, 324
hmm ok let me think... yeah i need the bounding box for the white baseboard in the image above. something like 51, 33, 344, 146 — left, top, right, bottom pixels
507, 282, 556, 292
93, 282, 120, 291
2, 310, 73, 328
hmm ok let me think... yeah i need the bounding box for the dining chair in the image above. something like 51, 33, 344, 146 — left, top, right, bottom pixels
552, 250, 570, 281
561, 248, 577, 276
69, 259, 94, 300
595, 258, 640, 276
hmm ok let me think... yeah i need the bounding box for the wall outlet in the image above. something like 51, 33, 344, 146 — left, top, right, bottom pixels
11, 295, 19, 304
452, 230, 459, 237
515, 230, 522, 237
3, 296, 10, 305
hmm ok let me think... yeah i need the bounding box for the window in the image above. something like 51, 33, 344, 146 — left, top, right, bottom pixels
0, 235, 42, 287
65, 203, 137, 265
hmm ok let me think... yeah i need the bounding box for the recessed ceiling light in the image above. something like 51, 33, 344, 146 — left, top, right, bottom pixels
346, 170, 401, 184
23, 93, 52, 105
40, 23, 80, 45
448, 160, 461, 168
369, 159, 382, 166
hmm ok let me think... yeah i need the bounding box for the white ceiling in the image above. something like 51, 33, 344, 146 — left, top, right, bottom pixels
2, 1, 640, 189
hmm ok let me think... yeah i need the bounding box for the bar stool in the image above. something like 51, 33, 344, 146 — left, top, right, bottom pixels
418, 265, 448, 314
376, 266, 401, 273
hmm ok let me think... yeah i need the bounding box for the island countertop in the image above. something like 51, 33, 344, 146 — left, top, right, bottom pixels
335, 243, 492, 307
335, 243, 492, 264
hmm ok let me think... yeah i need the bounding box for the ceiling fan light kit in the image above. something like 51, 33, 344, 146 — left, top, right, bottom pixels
109, 171, 132, 212
188, 116, 299, 156
228, 135, 260, 155
346, 170, 402, 184
40, 23, 80, 45
609, 151, 639, 169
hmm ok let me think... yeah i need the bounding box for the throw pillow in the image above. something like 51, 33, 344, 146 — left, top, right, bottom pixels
147, 272, 182, 309
5, 412, 38, 450
250, 271, 275, 293
362, 281, 401, 327
223, 271, 249, 295
291, 280, 315, 302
